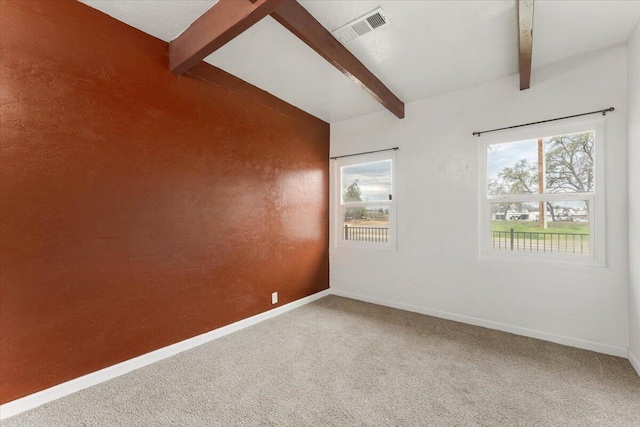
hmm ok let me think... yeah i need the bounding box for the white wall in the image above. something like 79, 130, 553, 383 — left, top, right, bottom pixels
628, 21, 640, 368
330, 46, 629, 356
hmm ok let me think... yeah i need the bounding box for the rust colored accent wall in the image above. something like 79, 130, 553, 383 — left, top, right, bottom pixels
0, 0, 329, 404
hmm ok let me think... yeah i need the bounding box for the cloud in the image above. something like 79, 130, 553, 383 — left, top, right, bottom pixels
487, 139, 538, 180
341, 160, 391, 202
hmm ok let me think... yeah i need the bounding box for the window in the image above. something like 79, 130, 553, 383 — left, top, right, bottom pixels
335, 151, 396, 249
479, 120, 605, 264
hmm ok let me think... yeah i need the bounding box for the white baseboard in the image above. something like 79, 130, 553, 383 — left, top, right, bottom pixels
629, 349, 640, 378
0, 289, 331, 420
330, 289, 629, 358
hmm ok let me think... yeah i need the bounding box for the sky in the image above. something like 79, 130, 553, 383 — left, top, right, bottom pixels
341, 160, 391, 202
487, 139, 538, 181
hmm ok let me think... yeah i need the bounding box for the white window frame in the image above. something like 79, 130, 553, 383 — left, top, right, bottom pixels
478, 118, 606, 266
334, 150, 397, 250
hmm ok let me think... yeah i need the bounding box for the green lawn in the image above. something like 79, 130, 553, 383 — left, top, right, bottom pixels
491, 221, 588, 234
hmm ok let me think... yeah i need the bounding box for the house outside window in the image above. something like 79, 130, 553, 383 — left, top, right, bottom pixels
479, 120, 605, 265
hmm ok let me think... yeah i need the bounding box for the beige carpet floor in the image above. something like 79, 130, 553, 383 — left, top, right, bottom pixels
3, 295, 640, 426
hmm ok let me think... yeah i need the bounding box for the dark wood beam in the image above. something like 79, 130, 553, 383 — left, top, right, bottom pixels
170, 0, 286, 75
271, 1, 405, 119
517, 0, 535, 90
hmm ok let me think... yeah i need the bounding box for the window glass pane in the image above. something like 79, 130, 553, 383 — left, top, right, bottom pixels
490, 200, 589, 255
544, 131, 594, 193
487, 140, 539, 195
341, 160, 391, 203
341, 205, 390, 243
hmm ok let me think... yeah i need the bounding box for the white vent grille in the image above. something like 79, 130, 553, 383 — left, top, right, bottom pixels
332, 8, 389, 44
333, 26, 358, 44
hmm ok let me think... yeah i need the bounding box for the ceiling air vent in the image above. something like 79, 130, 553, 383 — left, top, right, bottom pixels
332, 8, 389, 44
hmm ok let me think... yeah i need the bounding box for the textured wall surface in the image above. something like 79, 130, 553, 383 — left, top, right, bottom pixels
331, 46, 629, 355
0, 0, 329, 403
628, 20, 640, 366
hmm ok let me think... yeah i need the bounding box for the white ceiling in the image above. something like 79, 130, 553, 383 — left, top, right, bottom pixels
81, 0, 640, 123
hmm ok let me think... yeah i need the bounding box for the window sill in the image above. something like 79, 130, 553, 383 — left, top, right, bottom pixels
336, 242, 397, 251
479, 250, 606, 268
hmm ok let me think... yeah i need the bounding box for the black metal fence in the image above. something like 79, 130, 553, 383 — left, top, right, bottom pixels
492, 228, 589, 254
341, 225, 587, 253
344, 225, 389, 243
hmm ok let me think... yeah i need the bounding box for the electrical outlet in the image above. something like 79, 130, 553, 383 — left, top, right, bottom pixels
271, 292, 278, 305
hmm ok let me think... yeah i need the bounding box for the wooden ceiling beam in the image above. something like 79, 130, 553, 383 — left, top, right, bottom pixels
169, 0, 286, 75
271, 0, 405, 119
518, 0, 535, 90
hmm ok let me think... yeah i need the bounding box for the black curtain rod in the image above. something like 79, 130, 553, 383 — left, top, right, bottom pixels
472, 107, 614, 137
330, 147, 398, 160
